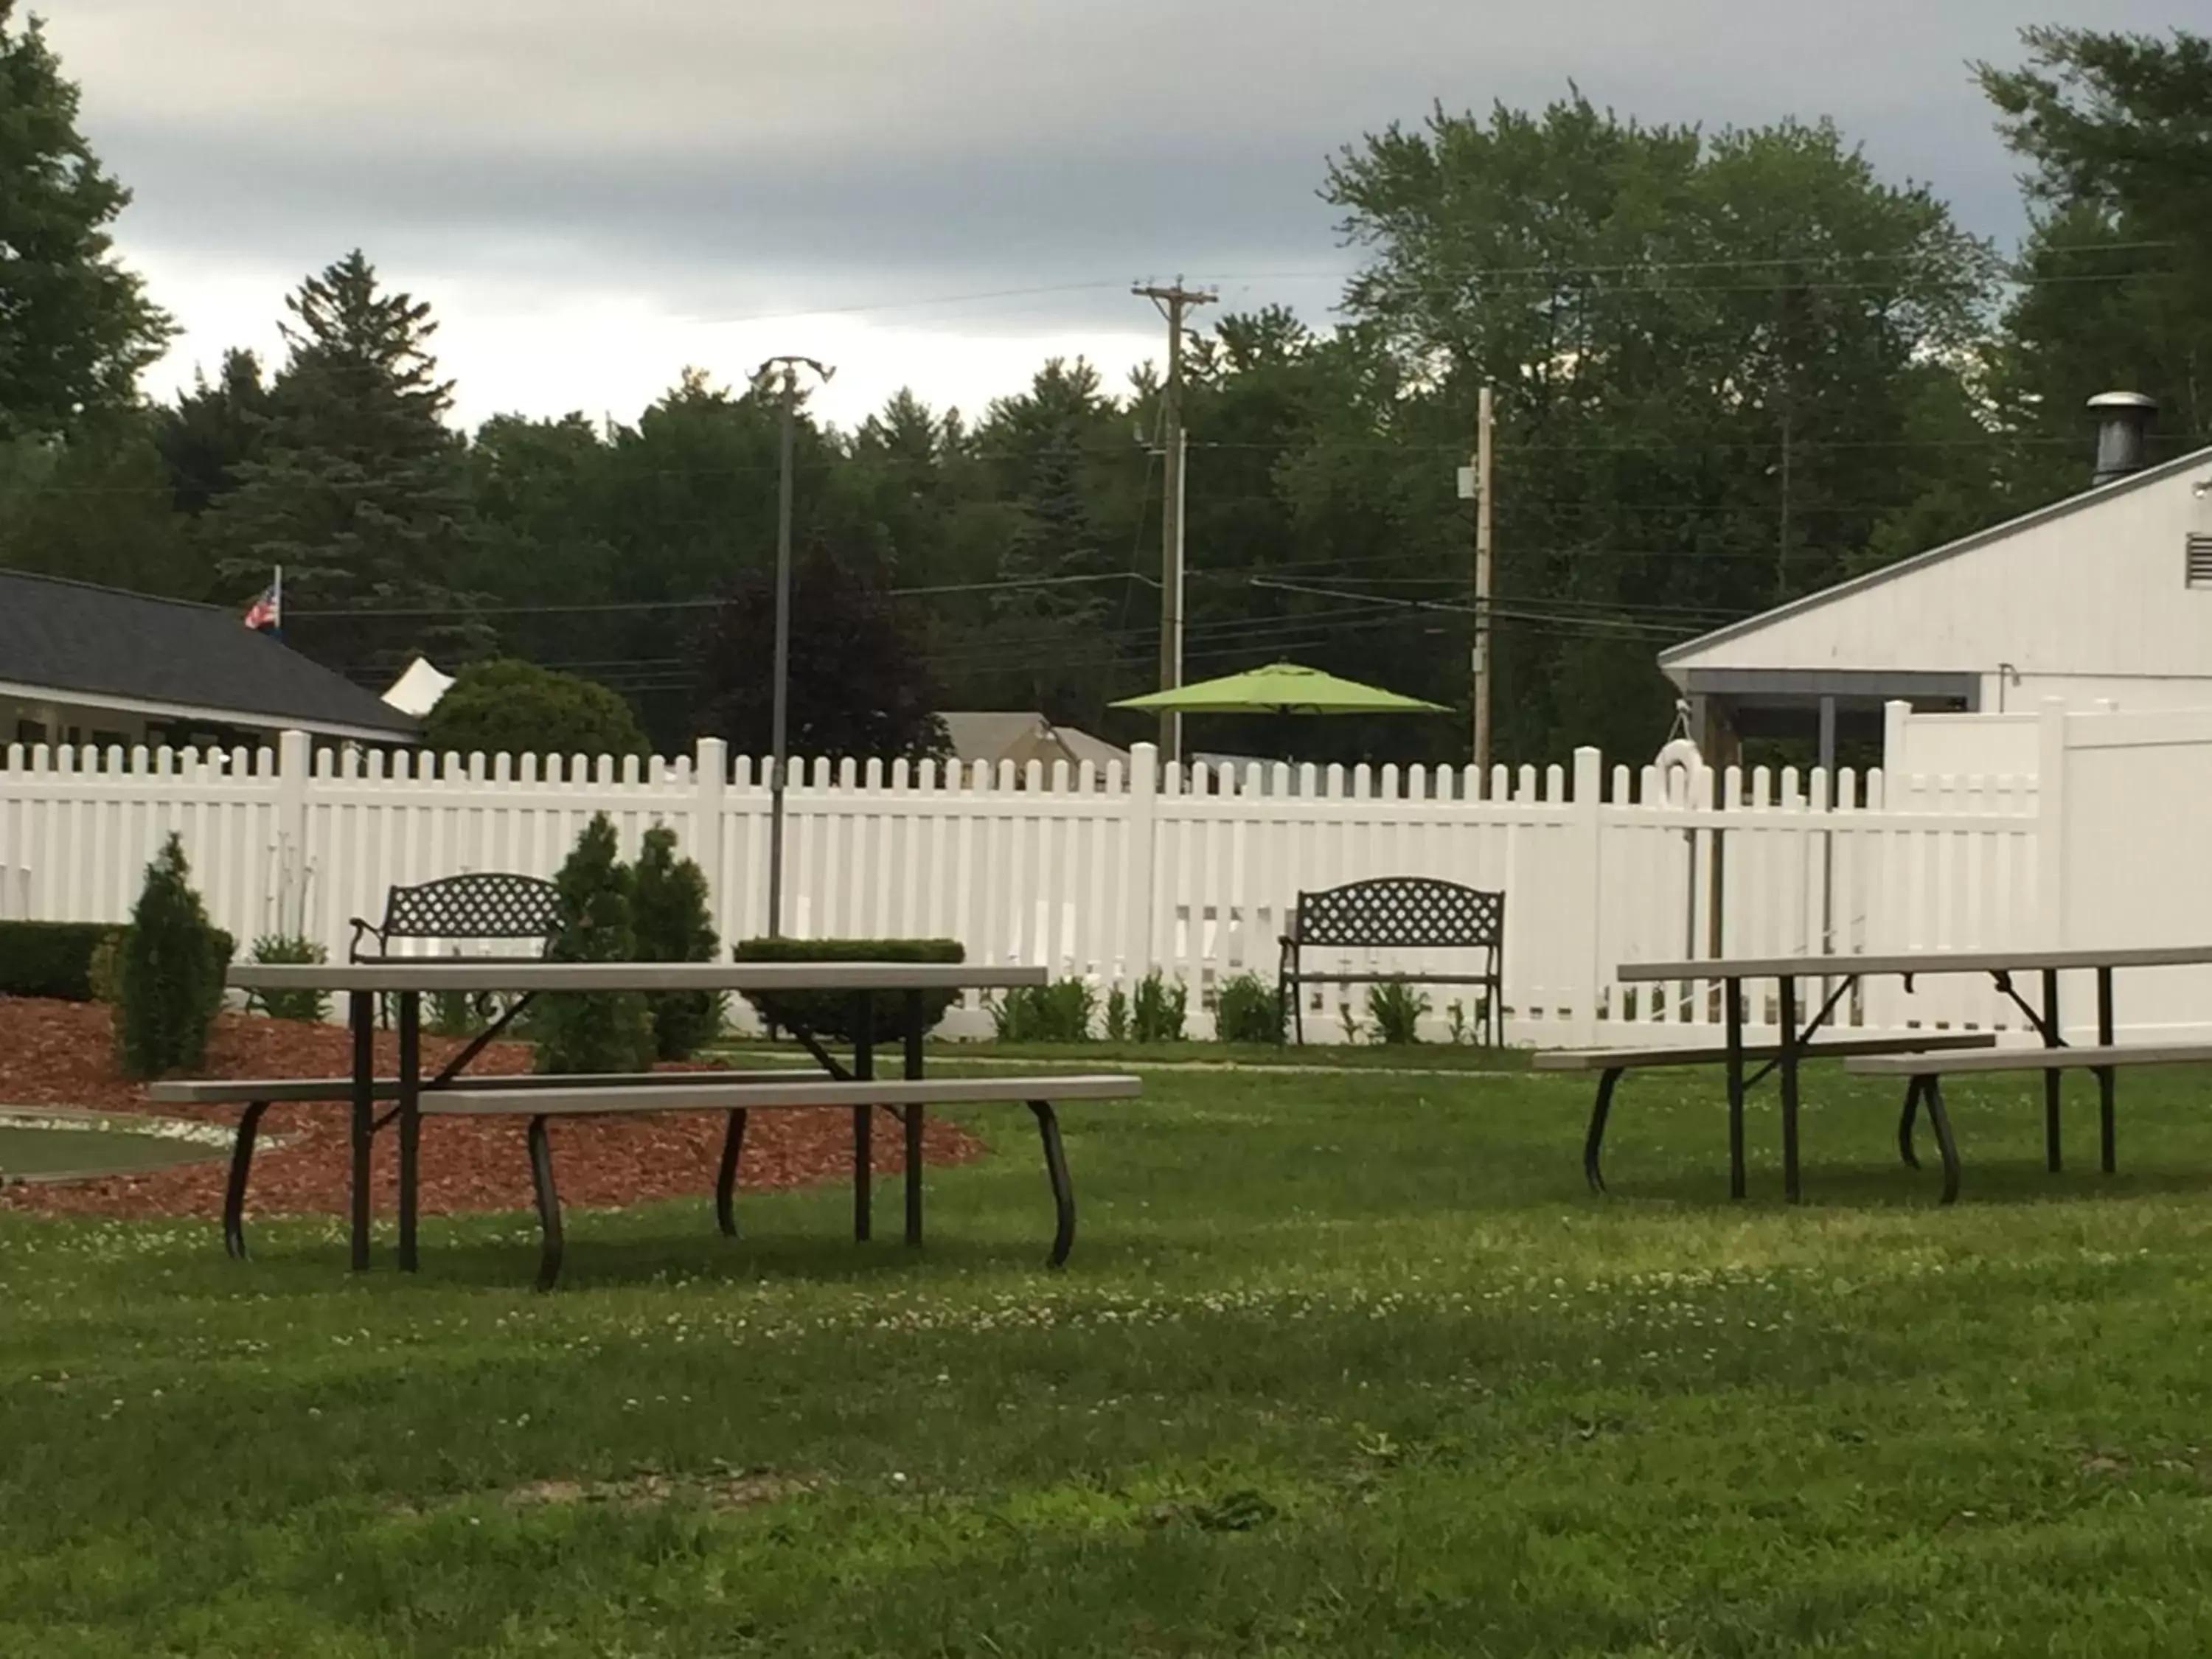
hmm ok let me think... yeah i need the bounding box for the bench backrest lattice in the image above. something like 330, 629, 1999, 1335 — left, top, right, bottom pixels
350, 872, 563, 962
1290, 877, 1503, 950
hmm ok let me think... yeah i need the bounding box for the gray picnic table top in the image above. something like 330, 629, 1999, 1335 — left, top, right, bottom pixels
229, 961, 1048, 994
1615, 945, 2212, 983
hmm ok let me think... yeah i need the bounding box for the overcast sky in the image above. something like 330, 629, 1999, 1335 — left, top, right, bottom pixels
43, 0, 2180, 431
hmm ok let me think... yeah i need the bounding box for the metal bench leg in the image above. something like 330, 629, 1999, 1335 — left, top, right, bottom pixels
714, 1108, 748, 1238
1029, 1101, 1077, 1267
905, 1105, 925, 1248
2097, 965, 2117, 1174
1583, 1068, 1622, 1194
1896, 1077, 1921, 1170
1923, 1078, 1961, 1206
223, 1100, 271, 1260
527, 1115, 564, 1292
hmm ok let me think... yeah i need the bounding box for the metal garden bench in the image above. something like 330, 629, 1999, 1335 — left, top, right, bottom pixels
349, 872, 562, 963
1277, 877, 1505, 1045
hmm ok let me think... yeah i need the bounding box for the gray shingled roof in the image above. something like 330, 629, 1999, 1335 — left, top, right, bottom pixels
0, 570, 418, 737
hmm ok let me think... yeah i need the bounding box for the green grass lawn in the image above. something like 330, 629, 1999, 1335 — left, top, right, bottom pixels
9, 1062, 2212, 1655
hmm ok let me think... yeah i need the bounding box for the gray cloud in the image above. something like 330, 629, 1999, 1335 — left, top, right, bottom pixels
38, 0, 2184, 411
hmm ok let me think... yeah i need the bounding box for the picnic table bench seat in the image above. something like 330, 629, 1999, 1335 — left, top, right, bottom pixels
1536, 1032, 1999, 1198
147, 1068, 828, 1259
1846, 1042, 2212, 1189
415, 1072, 1143, 1288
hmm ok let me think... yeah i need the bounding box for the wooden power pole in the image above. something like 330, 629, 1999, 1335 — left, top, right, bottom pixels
1134, 279, 1215, 765
1469, 385, 1496, 776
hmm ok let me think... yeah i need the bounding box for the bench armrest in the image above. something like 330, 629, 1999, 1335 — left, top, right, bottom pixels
346, 917, 386, 961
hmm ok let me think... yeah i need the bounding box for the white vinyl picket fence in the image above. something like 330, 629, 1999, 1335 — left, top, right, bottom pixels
1, 720, 2079, 1046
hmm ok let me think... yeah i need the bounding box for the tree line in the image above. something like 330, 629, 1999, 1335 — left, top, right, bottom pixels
4, 4, 2208, 766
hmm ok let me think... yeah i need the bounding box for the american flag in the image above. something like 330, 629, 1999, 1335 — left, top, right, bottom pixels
243, 575, 281, 633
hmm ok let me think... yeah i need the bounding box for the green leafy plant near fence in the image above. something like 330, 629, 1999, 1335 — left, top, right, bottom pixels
732, 937, 965, 1043
243, 935, 329, 1024
1366, 978, 1431, 1046
990, 978, 1096, 1043
630, 824, 723, 1060
1212, 973, 1286, 1045
114, 835, 233, 1081
532, 815, 656, 1076
0, 922, 116, 1001
1132, 970, 1189, 1043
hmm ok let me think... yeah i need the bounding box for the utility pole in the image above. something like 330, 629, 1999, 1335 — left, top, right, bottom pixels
758, 355, 834, 939
1463, 384, 1497, 776
1134, 278, 1214, 766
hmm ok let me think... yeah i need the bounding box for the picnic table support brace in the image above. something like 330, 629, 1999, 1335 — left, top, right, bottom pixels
223, 1100, 271, 1259
349, 991, 374, 1271
903, 990, 925, 1248
2097, 966, 2117, 1173
2042, 969, 2063, 1173
714, 1109, 748, 1237
1029, 1100, 1077, 1267
1923, 1077, 1961, 1204
1725, 978, 1747, 1200
397, 992, 422, 1272
1583, 1067, 1623, 1194
852, 995, 874, 1243
1778, 975, 1803, 1203
526, 1114, 563, 1291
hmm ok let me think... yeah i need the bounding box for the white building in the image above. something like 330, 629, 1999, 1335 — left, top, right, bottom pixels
1660, 396, 2212, 766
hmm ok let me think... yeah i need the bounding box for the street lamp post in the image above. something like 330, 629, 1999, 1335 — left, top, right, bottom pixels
759, 356, 832, 939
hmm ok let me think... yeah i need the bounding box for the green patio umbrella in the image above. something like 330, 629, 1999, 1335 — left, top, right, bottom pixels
1113, 661, 1449, 767
1111, 661, 1449, 717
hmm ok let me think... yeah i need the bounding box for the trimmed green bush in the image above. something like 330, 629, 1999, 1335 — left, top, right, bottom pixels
116, 836, 233, 1080
423, 658, 650, 762
532, 815, 656, 1076
990, 979, 1096, 1043
244, 934, 330, 1023
1105, 985, 1132, 1042
0, 921, 116, 1001
631, 824, 723, 1060
732, 937, 964, 1043
1132, 970, 1189, 1043
1366, 978, 1430, 1045
1213, 972, 1287, 1045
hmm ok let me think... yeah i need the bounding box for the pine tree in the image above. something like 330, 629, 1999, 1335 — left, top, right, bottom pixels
532, 815, 655, 1075
630, 824, 723, 1060
115, 835, 230, 1080
0, 1, 171, 438
205, 251, 488, 679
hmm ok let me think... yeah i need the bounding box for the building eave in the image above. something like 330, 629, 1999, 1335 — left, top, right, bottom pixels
0, 679, 417, 746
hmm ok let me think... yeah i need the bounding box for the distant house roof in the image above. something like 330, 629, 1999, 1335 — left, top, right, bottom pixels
940, 711, 1132, 776
0, 570, 419, 742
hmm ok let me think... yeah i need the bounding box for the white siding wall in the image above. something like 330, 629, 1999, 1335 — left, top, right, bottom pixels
1680, 459, 2212, 692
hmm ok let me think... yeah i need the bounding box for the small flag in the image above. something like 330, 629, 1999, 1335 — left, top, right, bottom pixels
243, 566, 283, 634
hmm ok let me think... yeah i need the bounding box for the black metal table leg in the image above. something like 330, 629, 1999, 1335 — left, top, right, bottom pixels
1583, 1068, 1622, 1194
223, 1100, 271, 1259
903, 990, 925, 1248
348, 990, 374, 1270
526, 1114, 563, 1291
397, 991, 422, 1272
1725, 978, 1747, 1200
2097, 965, 2117, 1173
1923, 1078, 1961, 1205
1778, 975, 1802, 1204
852, 994, 874, 1243
2041, 967, 2063, 1173
1896, 1076, 1922, 1169
1029, 1100, 1077, 1267
714, 1108, 748, 1237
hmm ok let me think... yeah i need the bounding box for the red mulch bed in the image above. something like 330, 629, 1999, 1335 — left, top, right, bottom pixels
0, 998, 983, 1222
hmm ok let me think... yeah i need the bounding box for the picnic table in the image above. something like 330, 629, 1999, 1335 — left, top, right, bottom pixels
1610, 945, 2212, 1203
215, 959, 1133, 1283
